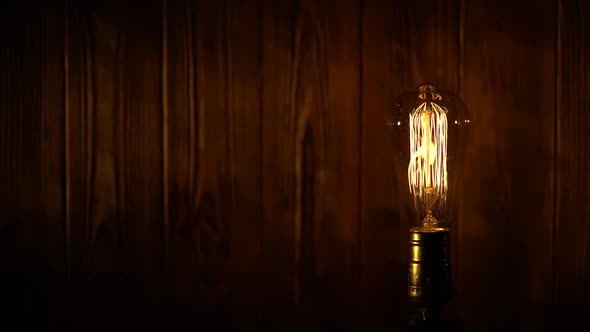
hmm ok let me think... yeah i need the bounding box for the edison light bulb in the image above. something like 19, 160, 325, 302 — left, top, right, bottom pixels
390, 83, 470, 322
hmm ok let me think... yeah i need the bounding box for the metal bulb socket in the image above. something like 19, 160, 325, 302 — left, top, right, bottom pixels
408, 227, 451, 321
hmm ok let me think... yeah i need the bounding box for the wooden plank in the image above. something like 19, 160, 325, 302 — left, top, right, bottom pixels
66, 1, 164, 331
166, 0, 234, 329
165, 0, 263, 330
360, 0, 460, 329
0, 4, 65, 331
260, 0, 297, 330
225, 0, 264, 329
163, 0, 199, 328
292, 0, 361, 330
459, 0, 555, 330
42, 5, 67, 329
554, 0, 590, 328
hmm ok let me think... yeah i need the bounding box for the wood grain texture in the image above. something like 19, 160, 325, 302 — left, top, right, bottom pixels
261, 0, 298, 330
165, 0, 232, 328
360, 0, 460, 330
554, 0, 590, 328
66, 1, 164, 331
163, 1, 198, 329
460, 0, 555, 330
0, 3, 65, 330
293, 0, 361, 330
225, 0, 264, 329
165, 0, 263, 330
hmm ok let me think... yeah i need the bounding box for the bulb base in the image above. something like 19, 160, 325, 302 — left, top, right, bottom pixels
408, 227, 451, 322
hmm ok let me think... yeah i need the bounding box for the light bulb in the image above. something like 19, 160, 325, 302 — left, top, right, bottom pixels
392, 83, 470, 230
390, 83, 470, 322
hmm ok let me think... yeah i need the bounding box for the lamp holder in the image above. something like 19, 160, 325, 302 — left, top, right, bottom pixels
408, 228, 451, 324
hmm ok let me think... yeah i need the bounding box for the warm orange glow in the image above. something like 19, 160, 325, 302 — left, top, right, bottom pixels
408, 101, 448, 227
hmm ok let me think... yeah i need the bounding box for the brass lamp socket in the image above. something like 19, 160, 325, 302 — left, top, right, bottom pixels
408, 227, 451, 321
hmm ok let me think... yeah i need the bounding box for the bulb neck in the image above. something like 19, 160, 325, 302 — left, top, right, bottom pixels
422, 214, 438, 228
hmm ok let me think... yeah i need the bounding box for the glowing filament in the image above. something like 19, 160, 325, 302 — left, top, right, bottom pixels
408, 102, 448, 226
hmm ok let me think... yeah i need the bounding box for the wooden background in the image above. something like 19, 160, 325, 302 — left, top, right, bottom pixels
0, 0, 588, 331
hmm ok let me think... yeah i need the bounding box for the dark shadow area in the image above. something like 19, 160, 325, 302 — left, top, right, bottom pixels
0, 222, 50, 330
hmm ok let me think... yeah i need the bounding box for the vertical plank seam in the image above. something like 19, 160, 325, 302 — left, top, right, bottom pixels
224, 2, 239, 326
580, 0, 588, 299
357, 0, 363, 326
256, 0, 267, 331
194, 0, 204, 276
257, 0, 267, 329
225, 0, 236, 212
116, 23, 128, 267
189, 0, 201, 312
196, 0, 204, 180
552, 0, 561, 307
188, 0, 196, 205
290, 3, 302, 329
115, 24, 126, 266
64, 0, 71, 291
161, 0, 169, 329
224, 15, 238, 320
84, 14, 93, 266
